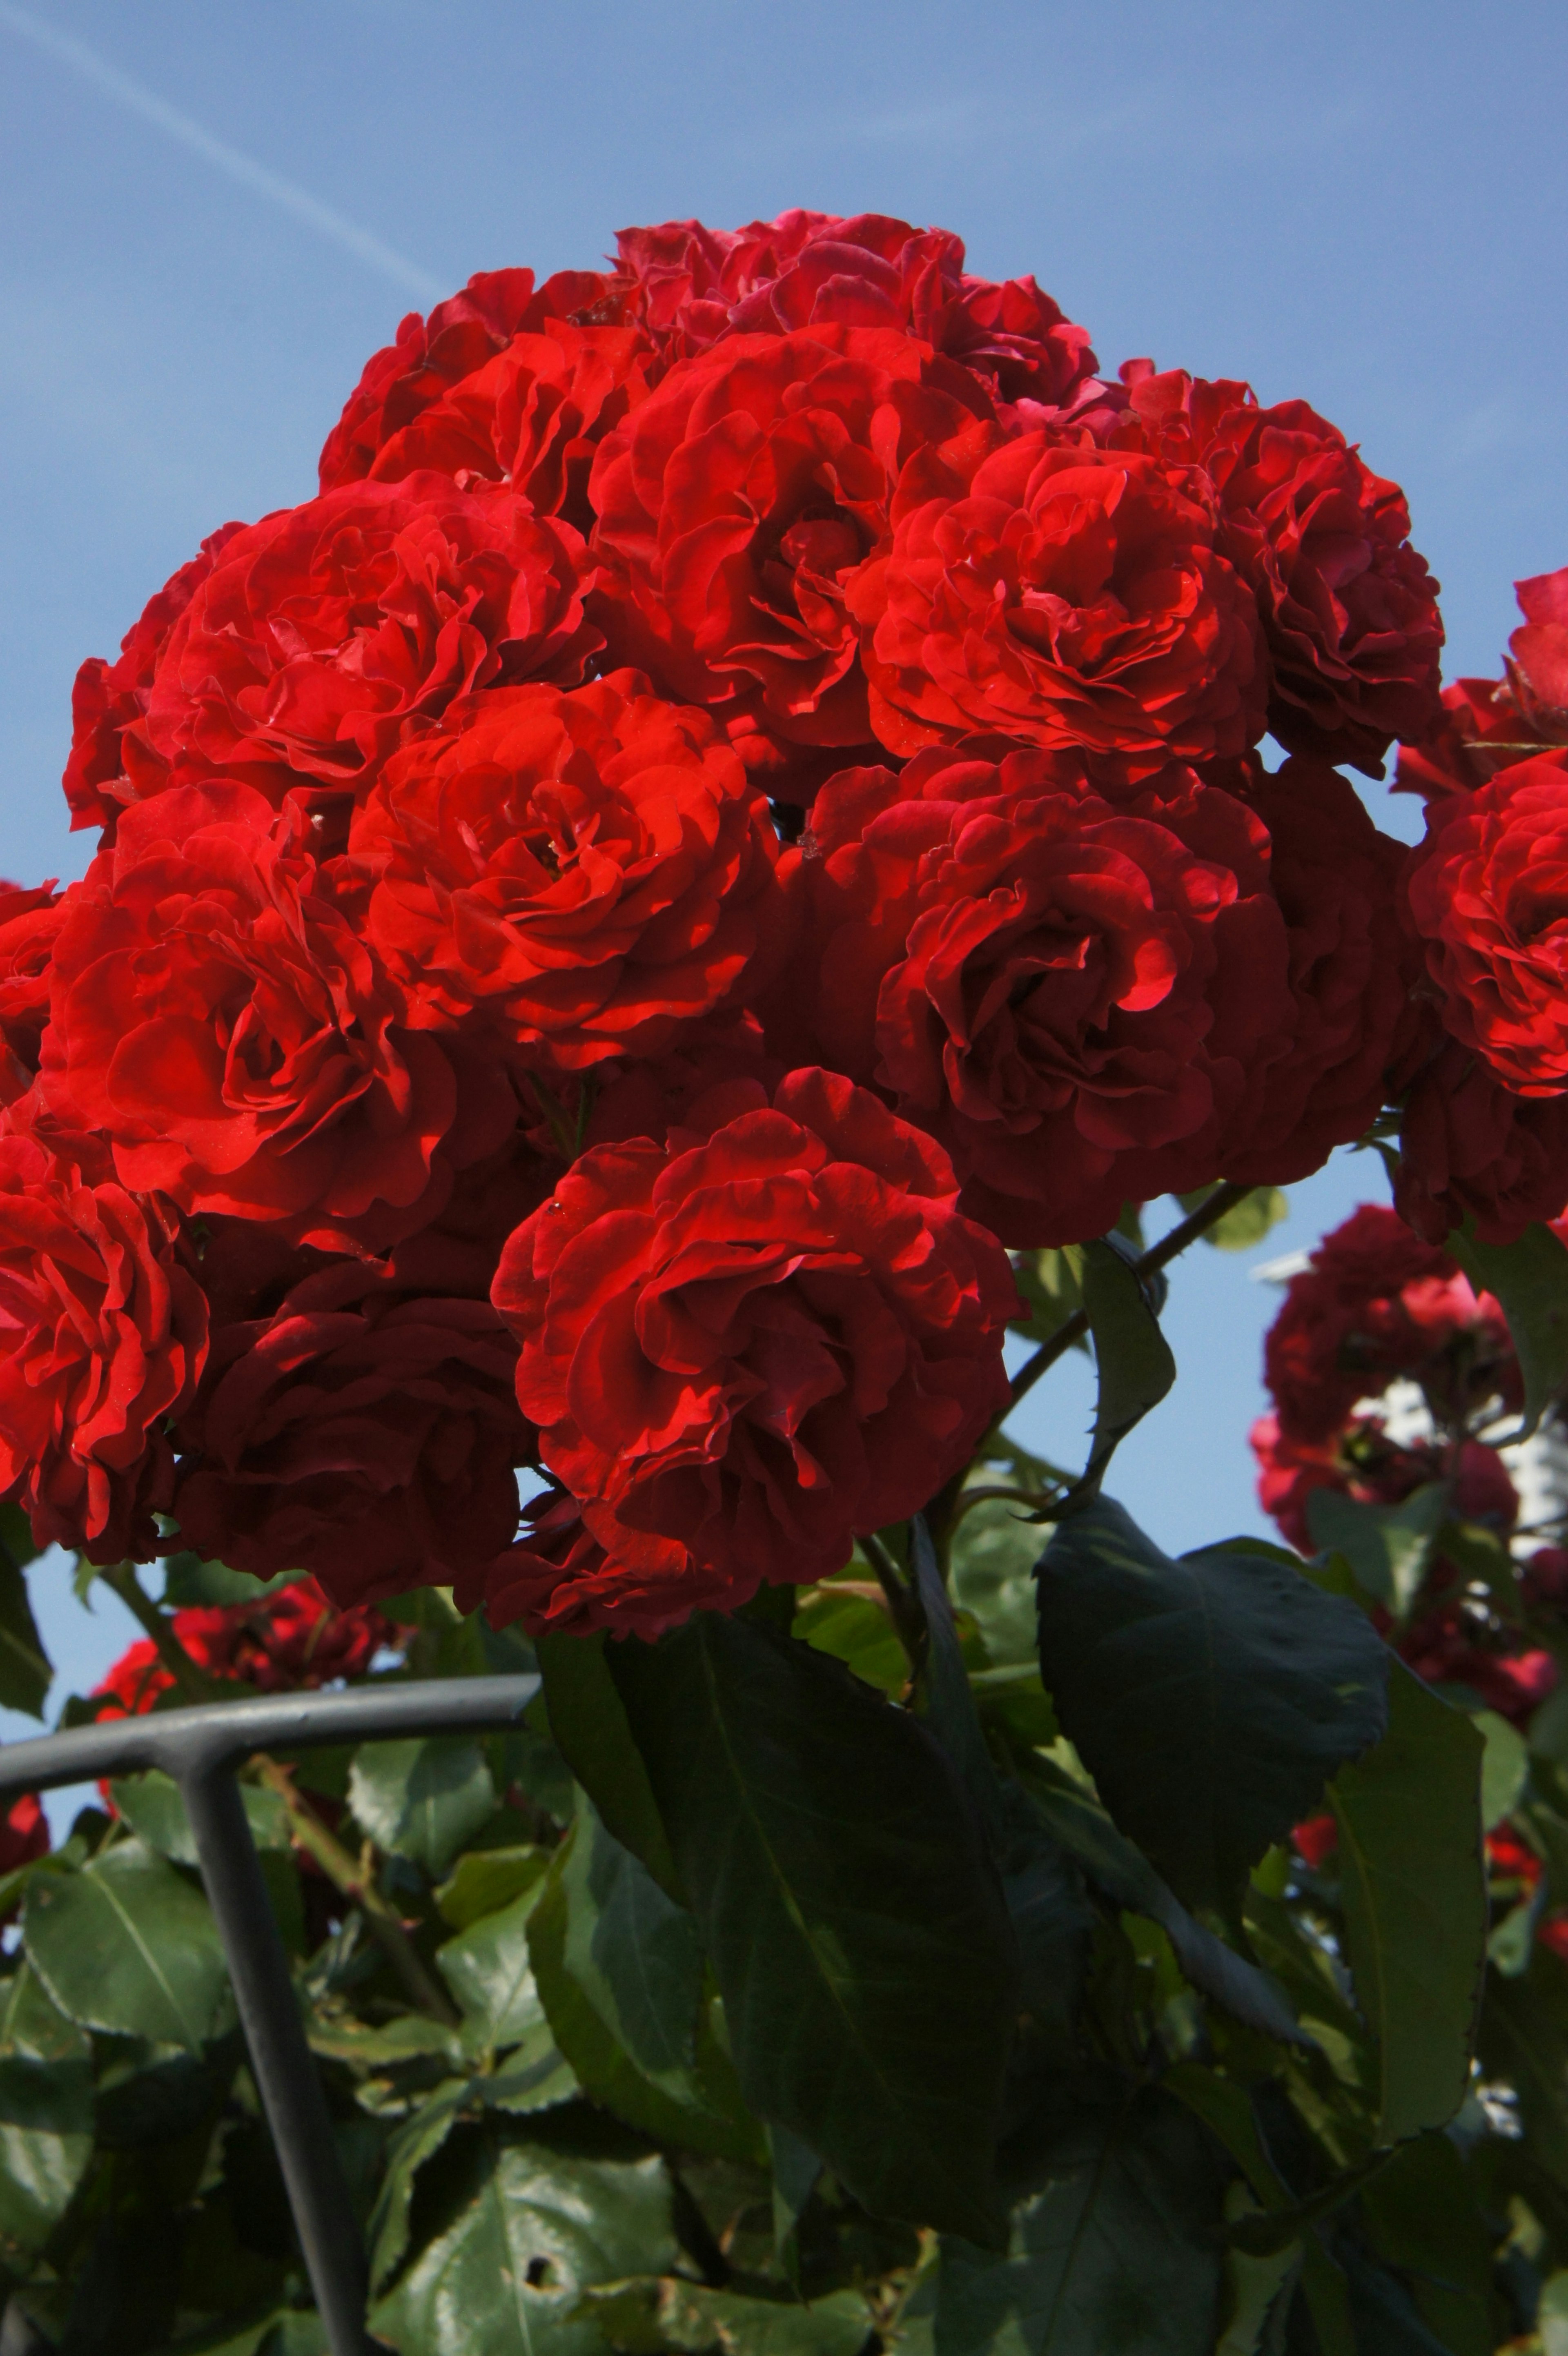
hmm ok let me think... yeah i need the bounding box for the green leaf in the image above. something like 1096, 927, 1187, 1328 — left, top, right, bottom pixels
1074, 1236, 1177, 1492
0, 1499, 42, 1570
349, 1737, 495, 1876
580, 2279, 876, 2353
369, 2075, 476, 2294
23, 1837, 233, 2051
536, 1628, 683, 1900
437, 1884, 549, 2053
0, 1537, 49, 1717
0, 2001, 93, 2263
1358, 2132, 1497, 2356
1447, 1217, 1568, 1434
927, 2075, 1224, 2354
1009, 1246, 1087, 1345
1304, 1484, 1448, 1623
109, 1768, 290, 1863
791, 1581, 908, 1696
608, 1613, 1019, 2239
951, 1494, 1049, 1670
1330, 1662, 1486, 2141
160, 1550, 297, 1608
1477, 1709, 1530, 1830
1037, 1502, 1390, 1915
1477, 1946, 1568, 2191
1541, 2271, 1568, 2356
370, 2124, 677, 2354
1178, 1184, 1290, 1251
526, 1816, 756, 2161
436, 1844, 550, 1931
1015, 1759, 1304, 2044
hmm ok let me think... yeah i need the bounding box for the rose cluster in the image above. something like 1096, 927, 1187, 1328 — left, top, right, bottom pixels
5, 205, 1545, 1641
1256, 1203, 1568, 1956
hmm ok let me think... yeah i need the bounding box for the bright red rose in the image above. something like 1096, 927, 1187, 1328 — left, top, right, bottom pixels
1291, 1814, 1338, 1870
44, 783, 516, 1246
1262, 1204, 1517, 1447
1402, 756, 1568, 1095
174, 1255, 530, 1605
454, 1484, 720, 1640
62, 523, 246, 836
0, 1126, 207, 1563
353, 675, 780, 1069
0, 881, 63, 1088
490, 1067, 1017, 1630
588, 325, 993, 790
1397, 567, 1568, 800
318, 266, 634, 490
1216, 762, 1417, 1185
1395, 1032, 1568, 1245
0, 1793, 48, 1908
777, 750, 1299, 1245
107, 478, 598, 853
851, 430, 1264, 779
615, 210, 1098, 412
1111, 367, 1442, 777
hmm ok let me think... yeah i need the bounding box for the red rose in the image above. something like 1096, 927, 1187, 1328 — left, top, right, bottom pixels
318, 266, 634, 490
1400, 1606, 1556, 1728
1215, 761, 1417, 1186
0, 1127, 207, 1563
1395, 1033, 1568, 1245
93, 1579, 392, 1714
44, 783, 515, 1245
615, 210, 1098, 412
109, 478, 598, 853
1252, 1412, 1517, 1555
1398, 569, 1568, 801
490, 1067, 1016, 1629
1112, 367, 1443, 777
1291, 1814, 1338, 1870
588, 325, 993, 790
62, 523, 246, 836
850, 431, 1264, 779
1261, 1203, 1517, 1446
0, 880, 64, 1089
354, 675, 780, 1069
1402, 756, 1568, 1095
0, 1794, 48, 1897
174, 1255, 530, 1604
778, 750, 1298, 1245
455, 1485, 725, 1641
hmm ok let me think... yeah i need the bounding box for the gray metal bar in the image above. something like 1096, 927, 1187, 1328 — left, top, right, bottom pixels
0, 1672, 539, 1796
181, 1760, 374, 2356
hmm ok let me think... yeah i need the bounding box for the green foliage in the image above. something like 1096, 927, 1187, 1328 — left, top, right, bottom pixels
22, 1839, 235, 2051
1178, 1185, 1291, 1251
0, 1512, 50, 1716
1447, 1216, 1568, 1434
1074, 1236, 1178, 1493
347, 1737, 497, 1876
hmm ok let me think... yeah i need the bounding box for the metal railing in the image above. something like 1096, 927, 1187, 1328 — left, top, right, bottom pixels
0, 1675, 541, 2356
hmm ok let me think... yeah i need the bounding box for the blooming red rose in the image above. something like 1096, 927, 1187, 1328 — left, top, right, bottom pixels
1252, 1412, 1517, 1556
1111, 367, 1443, 777
490, 1067, 1016, 1630
0, 1794, 48, 1912
1402, 755, 1568, 1095
174, 1255, 530, 1605
850, 430, 1264, 779
1292, 1813, 1338, 1871
1394, 1032, 1568, 1246
588, 325, 993, 790
1261, 1203, 1517, 1447
353, 675, 781, 1069
105, 478, 598, 854
94, 1579, 393, 1717
43, 783, 515, 1246
318, 266, 635, 490
1397, 567, 1568, 801
62, 524, 246, 836
0, 880, 63, 1092
0, 1125, 207, 1563
1400, 1605, 1556, 1728
775, 750, 1301, 1245
615, 210, 1098, 413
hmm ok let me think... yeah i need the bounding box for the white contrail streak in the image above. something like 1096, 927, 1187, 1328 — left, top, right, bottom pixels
0, 2, 445, 303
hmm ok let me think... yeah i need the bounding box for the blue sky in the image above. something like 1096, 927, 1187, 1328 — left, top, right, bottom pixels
2, 0, 1565, 1724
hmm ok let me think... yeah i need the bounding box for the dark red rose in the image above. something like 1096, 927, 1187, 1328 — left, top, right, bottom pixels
43, 783, 516, 1246
1216, 761, 1417, 1186
1402, 756, 1568, 1095
1261, 1203, 1517, 1447
775, 749, 1300, 1245
1523, 1548, 1568, 1614
0, 1795, 48, 1904
1111, 366, 1442, 777
1400, 1605, 1556, 1728
615, 210, 1098, 412
318, 267, 634, 491
353, 675, 780, 1070
0, 881, 63, 1086
174, 1256, 530, 1605
93, 1580, 392, 1716
63, 524, 247, 836
850, 430, 1264, 779
588, 325, 993, 791
454, 1484, 724, 1640
0, 1126, 207, 1563
1397, 568, 1568, 801
103, 478, 599, 855
490, 1067, 1016, 1630
1395, 1032, 1568, 1245
1252, 1412, 1517, 1555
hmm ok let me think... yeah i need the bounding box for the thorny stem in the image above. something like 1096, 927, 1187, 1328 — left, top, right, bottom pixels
1007, 1182, 1259, 1415
859, 1529, 928, 1679
249, 1757, 459, 2027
